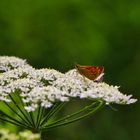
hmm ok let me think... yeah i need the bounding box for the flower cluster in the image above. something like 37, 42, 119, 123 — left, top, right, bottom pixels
0, 129, 40, 140
0, 56, 32, 72
0, 56, 137, 112
0, 129, 19, 140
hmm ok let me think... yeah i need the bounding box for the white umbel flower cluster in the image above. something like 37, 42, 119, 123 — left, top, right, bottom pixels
0, 56, 137, 112
0, 56, 32, 72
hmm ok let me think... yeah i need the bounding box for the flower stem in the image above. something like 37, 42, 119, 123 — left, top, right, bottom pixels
40, 102, 65, 126
0, 116, 31, 129
0, 110, 31, 129
9, 94, 33, 126
41, 100, 104, 130
4, 101, 30, 125
26, 102, 36, 128
35, 105, 41, 128
36, 107, 45, 129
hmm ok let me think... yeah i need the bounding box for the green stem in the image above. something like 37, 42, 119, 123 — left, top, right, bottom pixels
41, 100, 104, 130
9, 94, 33, 126
4, 102, 30, 125
0, 110, 31, 129
26, 103, 36, 128
42, 101, 97, 128
35, 105, 41, 129
47, 102, 65, 120
40, 102, 65, 126
37, 107, 45, 129
0, 117, 31, 129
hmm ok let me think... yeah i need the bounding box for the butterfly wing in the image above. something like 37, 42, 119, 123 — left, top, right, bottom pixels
75, 64, 104, 81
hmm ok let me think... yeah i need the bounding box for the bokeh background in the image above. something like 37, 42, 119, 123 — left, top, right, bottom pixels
0, 0, 140, 140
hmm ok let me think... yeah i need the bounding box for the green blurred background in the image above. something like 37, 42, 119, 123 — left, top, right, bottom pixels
0, 0, 139, 140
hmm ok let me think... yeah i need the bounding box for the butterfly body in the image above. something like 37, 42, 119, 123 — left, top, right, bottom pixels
75, 64, 104, 82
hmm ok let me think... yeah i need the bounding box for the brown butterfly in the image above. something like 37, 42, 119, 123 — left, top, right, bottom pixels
75, 64, 104, 82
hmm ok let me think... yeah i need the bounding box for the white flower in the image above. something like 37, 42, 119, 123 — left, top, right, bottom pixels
19, 130, 40, 140
0, 56, 137, 112
24, 106, 36, 112
0, 56, 32, 72
0, 129, 19, 140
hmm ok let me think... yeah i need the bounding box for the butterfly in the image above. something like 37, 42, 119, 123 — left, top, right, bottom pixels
75, 64, 104, 82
